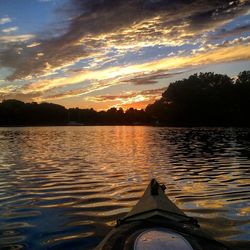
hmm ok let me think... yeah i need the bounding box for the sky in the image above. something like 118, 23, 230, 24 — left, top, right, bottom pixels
0, 0, 250, 110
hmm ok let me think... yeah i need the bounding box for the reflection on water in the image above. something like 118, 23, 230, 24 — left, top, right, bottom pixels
0, 127, 249, 249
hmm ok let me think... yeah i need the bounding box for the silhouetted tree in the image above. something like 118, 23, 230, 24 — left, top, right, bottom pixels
146, 71, 250, 126
0, 100, 67, 125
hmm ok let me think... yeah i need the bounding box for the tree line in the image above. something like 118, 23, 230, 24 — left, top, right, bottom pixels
0, 100, 149, 126
146, 71, 250, 126
0, 70, 249, 126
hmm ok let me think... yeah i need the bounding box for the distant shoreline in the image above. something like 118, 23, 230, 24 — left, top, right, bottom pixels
1, 124, 250, 128
1, 71, 250, 127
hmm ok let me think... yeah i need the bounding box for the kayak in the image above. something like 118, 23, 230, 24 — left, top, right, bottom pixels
95, 179, 228, 250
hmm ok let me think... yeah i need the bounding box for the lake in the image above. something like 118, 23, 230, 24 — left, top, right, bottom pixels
0, 126, 249, 249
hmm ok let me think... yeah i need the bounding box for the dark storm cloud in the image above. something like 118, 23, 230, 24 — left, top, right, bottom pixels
0, 0, 249, 81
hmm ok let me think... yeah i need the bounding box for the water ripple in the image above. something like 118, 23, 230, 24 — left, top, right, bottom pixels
0, 127, 249, 249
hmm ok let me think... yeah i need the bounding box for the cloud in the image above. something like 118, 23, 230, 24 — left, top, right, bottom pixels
0, 34, 35, 43
42, 87, 89, 101
1, 40, 244, 107
84, 88, 167, 109
26, 42, 41, 48
0, 0, 249, 81
123, 71, 186, 85
85, 87, 167, 109
2, 26, 18, 33
16, 41, 250, 103
191, 35, 250, 54
87, 88, 167, 102
0, 17, 12, 25
0, 87, 42, 102
1, 41, 249, 107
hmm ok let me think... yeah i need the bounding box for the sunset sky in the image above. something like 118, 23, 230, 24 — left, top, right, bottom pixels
0, 0, 250, 110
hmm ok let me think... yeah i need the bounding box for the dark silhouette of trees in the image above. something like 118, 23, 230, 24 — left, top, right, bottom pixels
146, 71, 250, 126
67, 107, 149, 125
124, 108, 149, 124
0, 70, 249, 126
0, 100, 67, 125
68, 108, 99, 124
233, 71, 250, 125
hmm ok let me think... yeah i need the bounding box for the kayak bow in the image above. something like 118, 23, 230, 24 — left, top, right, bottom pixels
95, 179, 228, 250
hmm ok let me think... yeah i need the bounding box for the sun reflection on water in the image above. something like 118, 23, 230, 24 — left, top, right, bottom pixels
0, 126, 249, 249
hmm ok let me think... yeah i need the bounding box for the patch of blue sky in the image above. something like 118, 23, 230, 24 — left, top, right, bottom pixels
221, 14, 250, 30
211, 33, 250, 47
196, 60, 250, 77
206, 14, 250, 43
136, 44, 198, 59
0, 0, 70, 36
213, 32, 250, 44
0, 67, 15, 81
66, 58, 96, 72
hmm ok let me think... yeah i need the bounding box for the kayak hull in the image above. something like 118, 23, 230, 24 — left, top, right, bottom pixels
95, 179, 228, 250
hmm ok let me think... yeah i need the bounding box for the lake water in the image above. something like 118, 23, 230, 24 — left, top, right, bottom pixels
0, 126, 249, 249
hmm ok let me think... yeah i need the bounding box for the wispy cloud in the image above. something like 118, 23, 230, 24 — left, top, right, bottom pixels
26, 42, 41, 48
0, 34, 35, 43
87, 88, 167, 103
2, 26, 18, 33
0, 16, 12, 25
123, 71, 186, 85
85, 87, 167, 110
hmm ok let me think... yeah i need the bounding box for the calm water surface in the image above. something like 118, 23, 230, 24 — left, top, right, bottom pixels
0, 127, 249, 249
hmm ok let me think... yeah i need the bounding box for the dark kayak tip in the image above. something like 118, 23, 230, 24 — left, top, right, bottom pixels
95, 179, 229, 250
